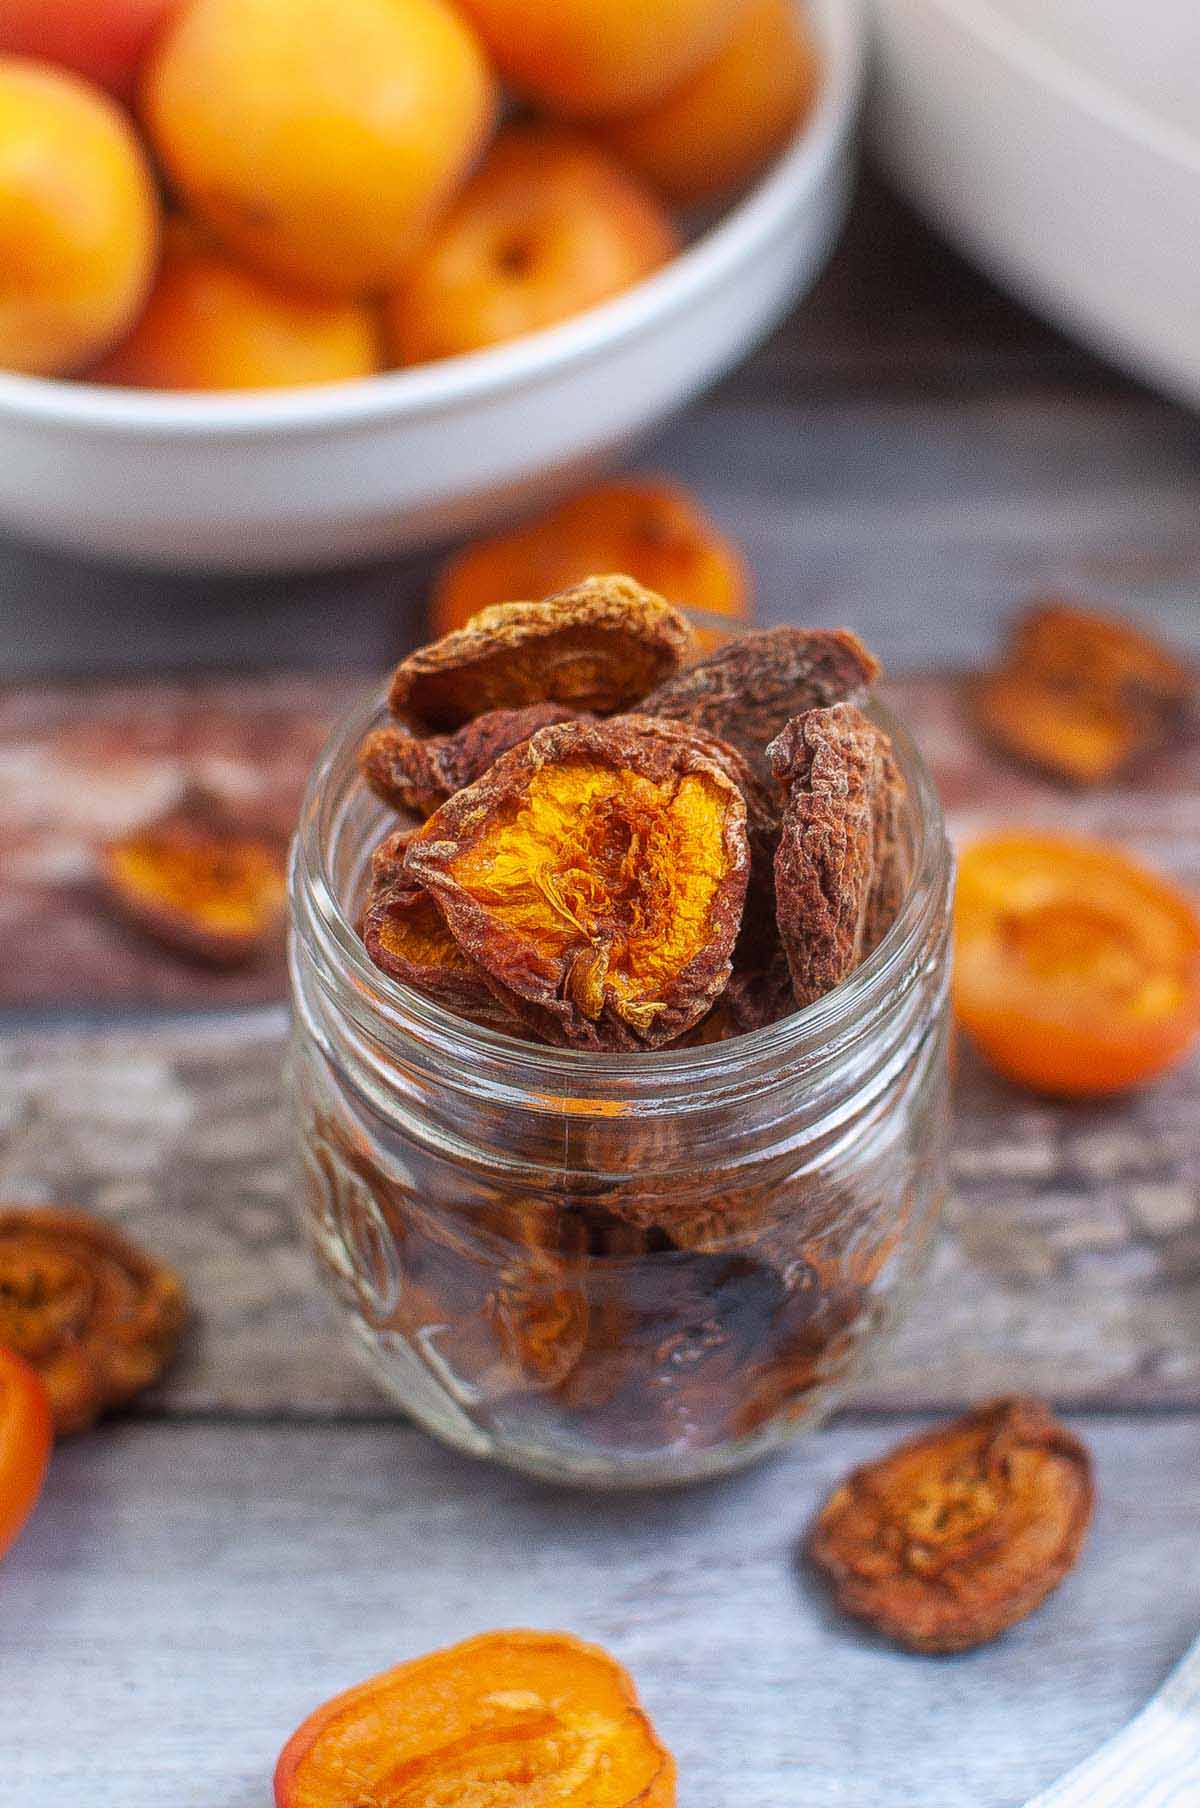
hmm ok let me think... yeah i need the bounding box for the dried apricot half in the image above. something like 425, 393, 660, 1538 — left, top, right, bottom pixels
388, 575, 692, 731
360, 703, 586, 819
361, 837, 517, 1030
0, 1205, 187, 1434
405, 715, 750, 1049
954, 830, 1200, 1096
273, 1629, 677, 1808
101, 800, 286, 964
808, 1397, 1093, 1654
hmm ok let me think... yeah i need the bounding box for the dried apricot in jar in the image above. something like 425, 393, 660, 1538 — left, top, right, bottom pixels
0, 1205, 187, 1434
975, 597, 1194, 786
360, 703, 587, 818
642, 625, 880, 782
273, 1629, 677, 1808
954, 830, 1200, 1097
808, 1397, 1093, 1653
0, 1345, 52, 1561
388, 576, 692, 731
362, 850, 517, 1030
405, 716, 750, 1049
430, 478, 753, 652
101, 802, 286, 964
769, 705, 894, 1010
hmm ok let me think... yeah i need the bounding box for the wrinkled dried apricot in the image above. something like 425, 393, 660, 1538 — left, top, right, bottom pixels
360, 703, 586, 818
808, 1397, 1093, 1653
954, 830, 1200, 1096
389, 575, 692, 731
864, 742, 909, 955
0, 1205, 187, 1434
101, 799, 286, 964
430, 478, 752, 653
769, 705, 894, 1009
975, 598, 1194, 786
273, 1629, 677, 1808
405, 715, 749, 1049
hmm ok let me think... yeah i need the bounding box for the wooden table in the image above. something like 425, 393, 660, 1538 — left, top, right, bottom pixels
4, 175, 1200, 1807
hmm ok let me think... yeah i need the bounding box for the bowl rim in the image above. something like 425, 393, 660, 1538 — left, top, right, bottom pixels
0, 0, 864, 439
898, 0, 1200, 179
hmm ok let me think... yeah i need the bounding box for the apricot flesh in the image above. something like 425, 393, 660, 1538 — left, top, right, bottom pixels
0, 58, 160, 376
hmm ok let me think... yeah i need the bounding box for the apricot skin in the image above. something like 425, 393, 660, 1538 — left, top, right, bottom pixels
601, 0, 820, 203
387, 127, 678, 365
455, 0, 749, 119
0, 0, 180, 102
143, 0, 496, 299
0, 58, 160, 377
92, 221, 382, 390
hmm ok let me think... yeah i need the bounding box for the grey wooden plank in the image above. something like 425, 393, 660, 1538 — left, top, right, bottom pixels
3, 1414, 1196, 1808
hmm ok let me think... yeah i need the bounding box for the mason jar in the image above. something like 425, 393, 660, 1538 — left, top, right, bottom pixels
288, 687, 953, 1488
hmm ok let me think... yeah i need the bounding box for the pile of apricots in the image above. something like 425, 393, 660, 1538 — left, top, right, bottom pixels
0, 0, 819, 390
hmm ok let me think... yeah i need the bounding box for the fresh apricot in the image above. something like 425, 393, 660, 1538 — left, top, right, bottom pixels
954, 831, 1200, 1097
455, 0, 748, 118
92, 220, 382, 390
143, 0, 495, 299
0, 0, 180, 102
431, 477, 752, 650
387, 127, 678, 365
0, 59, 160, 376
601, 0, 820, 203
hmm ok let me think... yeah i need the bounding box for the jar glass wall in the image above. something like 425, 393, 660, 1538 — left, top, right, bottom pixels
288, 689, 953, 1488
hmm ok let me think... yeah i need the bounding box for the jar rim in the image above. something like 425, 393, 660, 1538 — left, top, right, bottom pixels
290, 680, 951, 1098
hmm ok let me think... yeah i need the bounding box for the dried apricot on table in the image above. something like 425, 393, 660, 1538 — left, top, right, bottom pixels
101, 800, 286, 964
0, 1346, 52, 1561
642, 625, 880, 782
405, 715, 750, 1049
430, 477, 753, 652
769, 705, 894, 1009
388, 576, 692, 731
0, 1205, 187, 1434
808, 1397, 1093, 1653
273, 1629, 676, 1808
954, 830, 1200, 1096
975, 597, 1195, 786
360, 703, 586, 818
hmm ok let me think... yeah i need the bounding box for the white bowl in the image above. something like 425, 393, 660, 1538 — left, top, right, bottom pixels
0, 0, 863, 572
872, 0, 1200, 409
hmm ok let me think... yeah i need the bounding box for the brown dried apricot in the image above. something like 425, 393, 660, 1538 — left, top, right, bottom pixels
0, 1204, 187, 1434
975, 597, 1194, 786
388, 574, 692, 731
404, 715, 750, 1049
863, 741, 909, 954
769, 704, 894, 1009
642, 625, 880, 781
360, 703, 587, 818
808, 1397, 1093, 1653
101, 797, 286, 964
274, 1630, 677, 1808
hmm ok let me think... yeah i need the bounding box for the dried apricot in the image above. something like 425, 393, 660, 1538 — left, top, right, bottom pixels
643, 625, 880, 782
864, 742, 909, 955
360, 703, 586, 818
808, 1398, 1093, 1653
975, 597, 1194, 786
273, 1629, 677, 1808
389, 576, 692, 731
769, 705, 894, 1009
0, 1205, 186, 1434
101, 798, 286, 964
404, 715, 750, 1049
430, 478, 752, 653
954, 830, 1200, 1096
0, 1345, 52, 1561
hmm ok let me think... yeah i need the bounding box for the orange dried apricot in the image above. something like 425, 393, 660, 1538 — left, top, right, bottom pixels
273, 1629, 677, 1808
809, 1398, 1093, 1653
404, 715, 749, 1049
0, 1205, 186, 1434
954, 830, 1200, 1096
430, 478, 752, 654
361, 836, 516, 1030
0, 1345, 52, 1561
388, 576, 692, 731
360, 704, 586, 819
101, 800, 286, 964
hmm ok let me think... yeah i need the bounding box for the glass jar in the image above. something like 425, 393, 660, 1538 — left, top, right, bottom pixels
288, 687, 953, 1488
